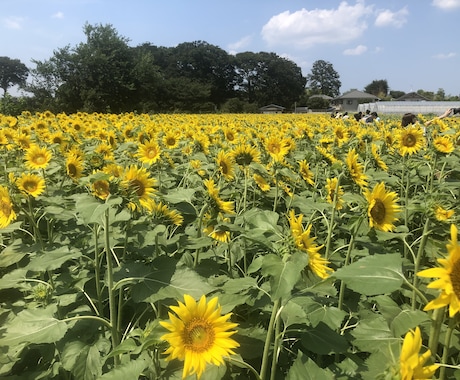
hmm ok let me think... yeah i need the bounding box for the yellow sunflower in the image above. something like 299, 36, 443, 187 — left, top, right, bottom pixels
371, 143, 388, 171
216, 150, 235, 181
24, 144, 52, 170
17, 173, 46, 198
298, 160, 315, 186
253, 173, 270, 192
418, 224, 460, 317
150, 200, 184, 226
434, 205, 455, 222
398, 125, 425, 156
346, 148, 368, 188
399, 327, 439, 380
364, 182, 401, 232
203, 213, 231, 243
265, 135, 290, 162
122, 165, 156, 211
0, 186, 17, 228
433, 135, 454, 154
230, 144, 261, 167
91, 179, 111, 200
288, 210, 333, 279
136, 139, 162, 165
66, 153, 84, 181
162, 131, 180, 149
325, 177, 344, 210
204, 179, 235, 214
160, 294, 239, 380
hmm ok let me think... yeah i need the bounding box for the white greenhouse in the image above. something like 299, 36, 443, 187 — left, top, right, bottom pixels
357, 101, 460, 115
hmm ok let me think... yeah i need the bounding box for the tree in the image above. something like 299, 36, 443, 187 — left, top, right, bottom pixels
0, 57, 29, 96
306, 60, 341, 97
364, 79, 389, 97
234, 52, 306, 107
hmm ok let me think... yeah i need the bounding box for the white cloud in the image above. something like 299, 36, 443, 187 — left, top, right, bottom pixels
432, 0, 460, 10
343, 44, 368, 55
261, 1, 373, 48
52, 11, 64, 19
228, 35, 252, 54
2, 16, 25, 30
375, 7, 409, 28
432, 52, 457, 59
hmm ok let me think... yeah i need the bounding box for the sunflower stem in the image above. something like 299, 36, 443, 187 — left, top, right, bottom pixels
227, 357, 261, 380
439, 314, 458, 380
269, 310, 282, 380
411, 217, 431, 310
104, 208, 120, 366
194, 203, 208, 268
428, 307, 445, 360
259, 298, 280, 380
324, 174, 343, 259
93, 224, 104, 316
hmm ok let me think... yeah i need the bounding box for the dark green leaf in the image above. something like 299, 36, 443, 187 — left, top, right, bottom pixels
286, 350, 334, 380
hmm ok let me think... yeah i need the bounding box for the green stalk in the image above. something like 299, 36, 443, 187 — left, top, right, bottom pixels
227, 357, 261, 380
194, 203, 208, 268
324, 174, 342, 259
93, 224, 103, 316
269, 311, 282, 380
439, 315, 458, 380
259, 299, 280, 380
411, 218, 431, 310
428, 307, 445, 359
104, 209, 120, 365
338, 231, 356, 311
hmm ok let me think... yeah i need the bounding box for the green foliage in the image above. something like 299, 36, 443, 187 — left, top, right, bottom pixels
306, 59, 341, 97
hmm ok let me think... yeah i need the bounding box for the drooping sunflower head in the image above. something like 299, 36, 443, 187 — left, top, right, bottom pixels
399, 327, 439, 380
398, 125, 425, 156
253, 173, 270, 192
434, 205, 455, 222
0, 186, 17, 228
160, 294, 239, 379
364, 182, 401, 232
216, 150, 235, 181
24, 144, 52, 170
17, 173, 46, 198
298, 160, 314, 186
230, 144, 261, 167
346, 148, 368, 188
325, 177, 344, 210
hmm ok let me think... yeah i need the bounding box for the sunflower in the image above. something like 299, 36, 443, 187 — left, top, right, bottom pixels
150, 200, 184, 226
0, 186, 17, 228
203, 179, 235, 214
399, 327, 439, 379
434, 205, 455, 222
230, 144, 261, 167
122, 165, 156, 211
253, 173, 270, 192
203, 213, 231, 243
418, 224, 460, 317
288, 209, 333, 279
162, 131, 180, 149
298, 160, 315, 186
160, 294, 239, 380
325, 177, 344, 210
371, 143, 388, 171
398, 125, 425, 156
364, 182, 401, 232
346, 148, 368, 188
333, 124, 349, 146
91, 179, 111, 200
17, 173, 46, 198
216, 150, 235, 181
24, 144, 52, 170
136, 139, 162, 165
265, 135, 290, 162
66, 153, 84, 181
433, 135, 454, 154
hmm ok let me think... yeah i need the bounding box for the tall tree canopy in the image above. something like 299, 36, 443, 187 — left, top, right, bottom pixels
0, 57, 29, 96
306, 60, 341, 97
364, 79, 389, 97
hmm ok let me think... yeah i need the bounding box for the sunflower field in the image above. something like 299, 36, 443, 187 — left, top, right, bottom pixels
0, 111, 460, 380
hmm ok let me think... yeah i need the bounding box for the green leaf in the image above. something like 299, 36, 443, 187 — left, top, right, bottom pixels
286, 350, 334, 380
333, 253, 404, 296
390, 309, 429, 337
98, 352, 149, 380
351, 316, 398, 352
0, 268, 27, 290
261, 252, 308, 300
281, 299, 308, 327
70, 337, 111, 380
301, 323, 348, 355
0, 239, 31, 268
162, 188, 196, 204
0, 305, 68, 346
26, 246, 82, 272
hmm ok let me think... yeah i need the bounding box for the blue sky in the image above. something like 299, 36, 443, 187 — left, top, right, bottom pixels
2, 0, 460, 96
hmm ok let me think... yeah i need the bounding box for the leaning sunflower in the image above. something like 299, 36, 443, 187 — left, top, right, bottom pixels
418, 224, 460, 317
398, 125, 425, 156
0, 186, 17, 228
346, 148, 368, 188
325, 177, 344, 210
364, 182, 401, 232
66, 153, 84, 181
17, 173, 46, 198
298, 160, 315, 186
288, 210, 333, 279
24, 144, 52, 170
399, 327, 439, 380
160, 294, 239, 379
216, 150, 235, 181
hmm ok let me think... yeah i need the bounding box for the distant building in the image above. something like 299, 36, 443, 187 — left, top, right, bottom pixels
396, 92, 430, 101
259, 104, 285, 114
333, 90, 380, 112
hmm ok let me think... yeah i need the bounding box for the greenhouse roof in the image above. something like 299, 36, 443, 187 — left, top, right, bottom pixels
357, 101, 460, 114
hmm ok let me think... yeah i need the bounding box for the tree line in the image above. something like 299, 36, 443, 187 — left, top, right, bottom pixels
0, 23, 457, 115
